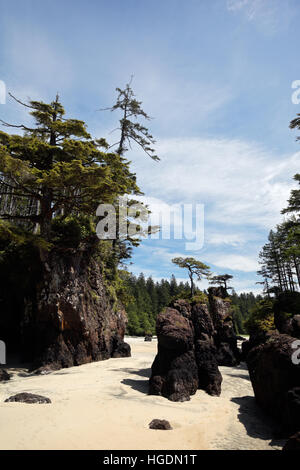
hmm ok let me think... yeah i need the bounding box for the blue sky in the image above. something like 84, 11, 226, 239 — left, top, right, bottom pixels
1, 0, 300, 293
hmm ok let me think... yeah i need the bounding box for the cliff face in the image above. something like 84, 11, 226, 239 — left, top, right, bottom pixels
1, 238, 130, 370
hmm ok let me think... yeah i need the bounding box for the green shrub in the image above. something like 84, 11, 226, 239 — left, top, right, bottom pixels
50, 214, 95, 248
244, 299, 275, 334
191, 291, 208, 304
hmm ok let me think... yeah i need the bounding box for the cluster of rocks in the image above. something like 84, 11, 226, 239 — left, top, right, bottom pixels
149, 287, 240, 402
243, 292, 300, 444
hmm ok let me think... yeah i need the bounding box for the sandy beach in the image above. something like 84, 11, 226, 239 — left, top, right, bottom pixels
0, 337, 285, 450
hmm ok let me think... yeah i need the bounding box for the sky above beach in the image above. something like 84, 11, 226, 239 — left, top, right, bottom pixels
1, 0, 300, 293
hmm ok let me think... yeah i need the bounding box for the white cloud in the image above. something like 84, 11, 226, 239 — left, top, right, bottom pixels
130, 137, 300, 230
207, 254, 259, 272
226, 0, 293, 34
206, 232, 247, 246
227, 0, 250, 11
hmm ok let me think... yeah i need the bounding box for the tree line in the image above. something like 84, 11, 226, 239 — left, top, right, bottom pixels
257, 113, 300, 296
123, 271, 260, 336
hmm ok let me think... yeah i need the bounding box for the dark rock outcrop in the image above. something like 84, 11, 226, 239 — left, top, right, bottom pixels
149, 419, 172, 430
208, 287, 240, 366
0, 369, 10, 381
283, 432, 300, 450
0, 238, 130, 371
247, 334, 300, 435
241, 330, 279, 362
149, 300, 222, 401
195, 337, 222, 396
5, 392, 51, 404
192, 302, 222, 396
149, 305, 199, 402
144, 334, 153, 342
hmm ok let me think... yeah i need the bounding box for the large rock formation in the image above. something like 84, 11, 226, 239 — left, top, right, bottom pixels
0, 237, 130, 370
149, 299, 222, 401
149, 305, 199, 402
247, 333, 300, 435
191, 302, 222, 396
244, 291, 300, 437
208, 287, 240, 366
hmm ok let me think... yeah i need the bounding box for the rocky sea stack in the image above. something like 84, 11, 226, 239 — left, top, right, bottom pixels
149, 287, 240, 402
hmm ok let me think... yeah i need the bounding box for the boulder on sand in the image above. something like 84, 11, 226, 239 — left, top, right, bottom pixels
149, 419, 172, 430
5, 392, 51, 404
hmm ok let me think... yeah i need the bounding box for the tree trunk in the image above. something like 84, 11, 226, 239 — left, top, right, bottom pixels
39, 189, 53, 240
189, 270, 194, 297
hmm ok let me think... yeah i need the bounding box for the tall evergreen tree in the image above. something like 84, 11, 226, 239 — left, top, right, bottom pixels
0, 94, 141, 243
101, 80, 159, 161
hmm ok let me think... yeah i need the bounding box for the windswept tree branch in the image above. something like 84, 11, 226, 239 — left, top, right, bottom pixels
8, 93, 35, 109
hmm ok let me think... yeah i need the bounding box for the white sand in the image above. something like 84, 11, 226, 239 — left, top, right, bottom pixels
0, 337, 284, 450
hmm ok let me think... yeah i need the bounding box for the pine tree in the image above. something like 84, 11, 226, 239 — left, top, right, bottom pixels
209, 274, 233, 291
0, 94, 140, 242
101, 79, 159, 161
172, 257, 210, 297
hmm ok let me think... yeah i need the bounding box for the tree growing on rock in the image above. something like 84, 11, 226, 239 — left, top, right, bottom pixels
0, 86, 157, 256
172, 257, 210, 297
209, 274, 233, 291
0, 93, 146, 251
101, 79, 160, 161
99, 80, 160, 261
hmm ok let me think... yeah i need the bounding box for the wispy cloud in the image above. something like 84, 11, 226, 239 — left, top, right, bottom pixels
131, 137, 300, 229
206, 232, 248, 246
206, 253, 258, 272
226, 0, 294, 34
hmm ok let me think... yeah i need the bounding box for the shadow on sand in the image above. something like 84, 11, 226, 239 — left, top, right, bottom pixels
121, 378, 149, 394
111, 367, 151, 378
231, 395, 285, 447
118, 368, 151, 394
226, 373, 251, 381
